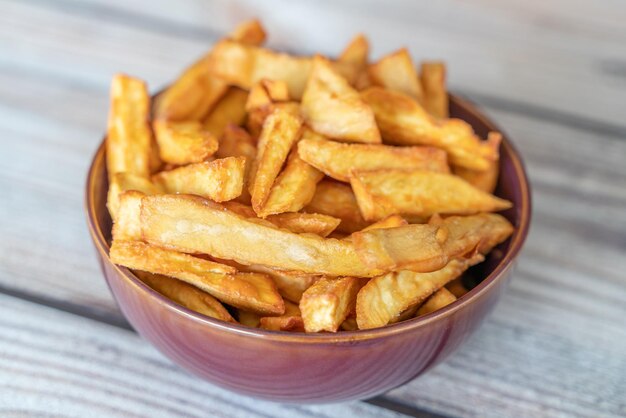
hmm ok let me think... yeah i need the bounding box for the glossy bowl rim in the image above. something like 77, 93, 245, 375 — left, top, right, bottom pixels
85, 93, 531, 343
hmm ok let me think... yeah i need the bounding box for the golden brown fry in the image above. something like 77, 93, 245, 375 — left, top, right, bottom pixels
229, 19, 267, 46
369, 48, 423, 102
305, 180, 369, 233
350, 169, 512, 221
257, 150, 324, 217
244, 264, 321, 303
203, 87, 248, 138
361, 87, 499, 171
390, 305, 418, 323
249, 105, 303, 213
297, 136, 449, 182
267, 212, 340, 237
445, 277, 469, 298
153, 157, 246, 202
140, 194, 393, 276
359, 215, 408, 232
112, 191, 145, 241
300, 277, 364, 332
216, 125, 256, 160
301, 56, 380, 144
107, 173, 162, 220
417, 287, 457, 316
339, 34, 370, 90
207, 40, 358, 100
238, 310, 261, 328
106, 74, 152, 181
134, 271, 235, 322
246, 79, 290, 111
452, 133, 502, 193
420, 61, 448, 119
356, 258, 474, 329
110, 240, 284, 315
352, 223, 448, 272
340, 315, 359, 331
152, 120, 218, 165
259, 301, 305, 332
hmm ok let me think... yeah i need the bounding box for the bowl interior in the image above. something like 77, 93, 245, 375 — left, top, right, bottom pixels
86, 94, 531, 340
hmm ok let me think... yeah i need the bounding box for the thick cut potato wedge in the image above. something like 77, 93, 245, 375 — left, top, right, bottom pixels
216, 125, 256, 160
352, 223, 448, 272
452, 133, 502, 193
246, 79, 290, 111
153, 157, 245, 202
300, 277, 364, 332
356, 258, 474, 329
301, 56, 380, 144
229, 19, 267, 45
207, 40, 358, 100
110, 240, 284, 315
259, 301, 305, 332
256, 150, 324, 217
361, 87, 499, 171
249, 106, 303, 212
350, 169, 512, 220
369, 48, 423, 102
134, 271, 235, 322
359, 215, 408, 232
339, 34, 370, 90
139, 194, 446, 276
417, 287, 457, 316
152, 120, 218, 165
298, 136, 449, 182
267, 212, 340, 237
112, 191, 145, 241
244, 264, 321, 303
238, 310, 261, 327
107, 173, 162, 220
203, 87, 248, 138
107, 74, 153, 181
305, 180, 369, 233
340, 315, 358, 331
420, 61, 448, 119
446, 277, 469, 298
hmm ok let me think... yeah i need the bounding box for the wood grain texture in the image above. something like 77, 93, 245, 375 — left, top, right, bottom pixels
0, 0, 625, 417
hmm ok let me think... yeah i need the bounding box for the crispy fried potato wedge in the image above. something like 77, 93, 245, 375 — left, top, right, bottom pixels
110, 240, 284, 315
361, 87, 499, 170
238, 310, 261, 328
356, 258, 473, 329
305, 180, 368, 233
153, 157, 245, 202
339, 34, 370, 90
140, 194, 392, 276
107, 173, 162, 220
134, 271, 235, 322
300, 277, 364, 332
390, 305, 418, 323
249, 105, 303, 212
417, 287, 457, 316
369, 48, 423, 102
152, 120, 218, 165
298, 136, 449, 182
350, 169, 512, 220
445, 277, 469, 298
203, 87, 248, 138
420, 61, 448, 119
259, 301, 304, 332
216, 125, 256, 160
340, 315, 359, 331
107, 74, 152, 181
257, 150, 324, 217
301, 56, 381, 144
112, 191, 145, 241
229, 19, 267, 46
359, 215, 408, 232
207, 40, 358, 99
352, 223, 448, 272
267, 212, 340, 237
244, 264, 321, 303
246, 79, 290, 111
452, 133, 501, 193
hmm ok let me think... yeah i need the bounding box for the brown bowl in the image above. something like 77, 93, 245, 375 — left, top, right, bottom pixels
85, 94, 531, 403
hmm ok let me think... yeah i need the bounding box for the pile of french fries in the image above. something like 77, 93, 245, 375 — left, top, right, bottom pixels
106, 20, 514, 332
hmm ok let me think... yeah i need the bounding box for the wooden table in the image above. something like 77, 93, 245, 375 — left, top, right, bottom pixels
1, 1, 625, 416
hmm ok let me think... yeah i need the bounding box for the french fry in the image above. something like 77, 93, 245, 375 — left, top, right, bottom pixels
106, 74, 152, 181
238, 310, 261, 328
140, 194, 446, 276
452, 133, 502, 193
350, 169, 512, 220
249, 105, 303, 213
246, 79, 290, 111
267, 212, 340, 237
207, 40, 358, 100
112, 191, 145, 241
361, 87, 499, 171
300, 277, 364, 332
244, 264, 321, 303
420, 61, 448, 119
259, 301, 305, 332
216, 125, 256, 160
152, 120, 218, 165
340, 315, 358, 331
359, 214, 408, 232
297, 136, 449, 182
445, 277, 469, 298
352, 223, 448, 272
153, 157, 246, 202
369, 48, 423, 102
256, 150, 324, 217
390, 305, 418, 323
301, 56, 381, 144
417, 287, 457, 316
110, 240, 284, 315
134, 271, 235, 322
229, 19, 267, 46
203, 87, 248, 138
107, 173, 162, 220
339, 34, 370, 90
356, 258, 475, 329
305, 180, 369, 233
